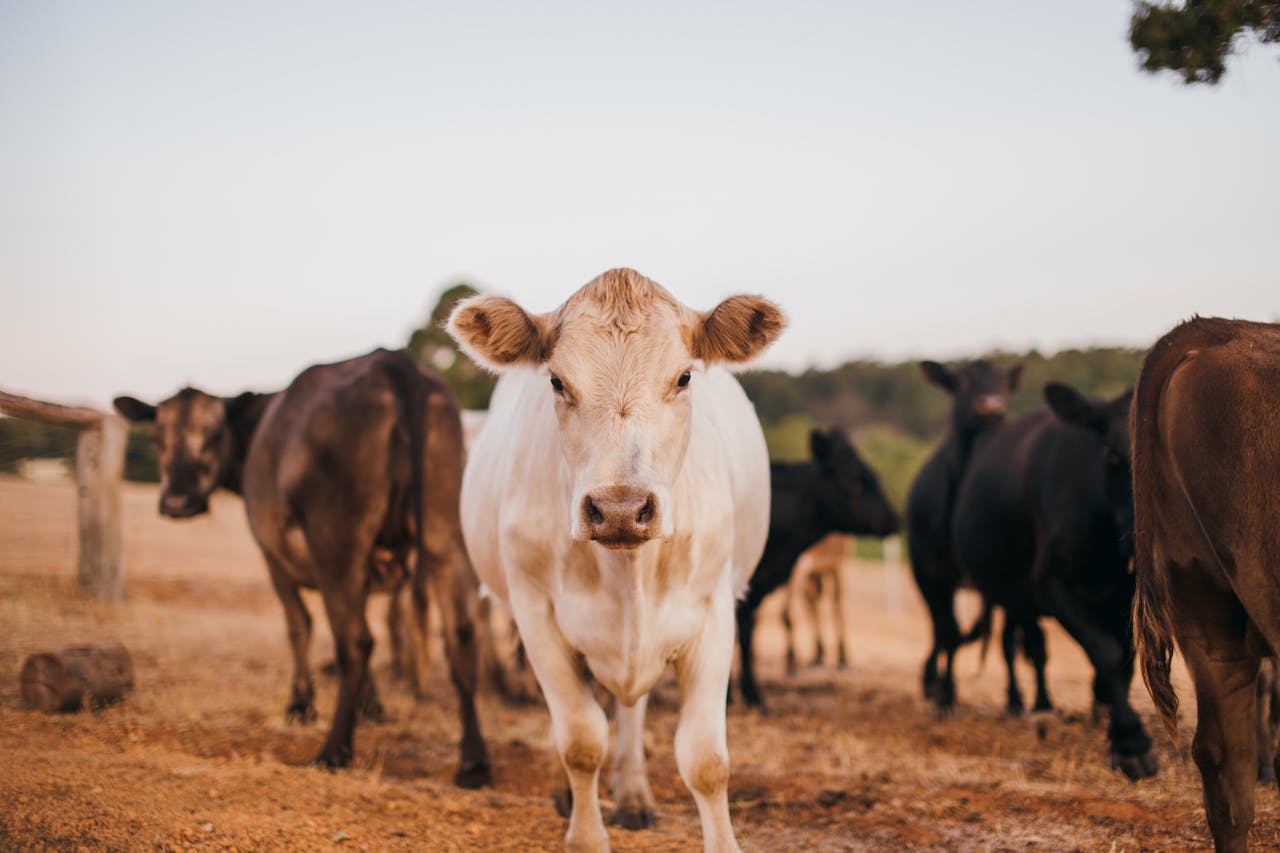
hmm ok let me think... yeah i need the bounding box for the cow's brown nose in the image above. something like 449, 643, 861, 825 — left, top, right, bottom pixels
972, 394, 1007, 418
160, 492, 207, 519
582, 485, 660, 549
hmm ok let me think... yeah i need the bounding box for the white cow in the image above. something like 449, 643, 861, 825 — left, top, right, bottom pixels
447, 267, 783, 853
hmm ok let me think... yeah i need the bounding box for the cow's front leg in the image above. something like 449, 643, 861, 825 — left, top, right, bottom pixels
673, 591, 742, 853
513, 592, 610, 853
610, 694, 656, 829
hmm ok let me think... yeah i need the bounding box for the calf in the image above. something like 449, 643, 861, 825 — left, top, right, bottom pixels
1133, 317, 1280, 851
114, 348, 490, 785
783, 532, 853, 673
734, 427, 898, 709
905, 359, 1022, 714
447, 267, 783, 853
950, 381, 1156, 779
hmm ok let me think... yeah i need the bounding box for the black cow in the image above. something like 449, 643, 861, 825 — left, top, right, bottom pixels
733, 427, 899, 709
905, 359, 1022, 714
950, 381, 1157, 780
114, 348, 491, 785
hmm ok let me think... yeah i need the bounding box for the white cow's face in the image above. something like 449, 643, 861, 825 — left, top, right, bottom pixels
448, 268, 784, 550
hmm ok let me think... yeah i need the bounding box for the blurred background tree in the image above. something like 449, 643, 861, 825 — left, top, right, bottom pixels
740, 345, 1144, 521
406, 282, 497, 410
1130, 0, 1280, 83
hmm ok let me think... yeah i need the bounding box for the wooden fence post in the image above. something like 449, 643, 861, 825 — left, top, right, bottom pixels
75, 415, 127, 600
0, 389, 126, 600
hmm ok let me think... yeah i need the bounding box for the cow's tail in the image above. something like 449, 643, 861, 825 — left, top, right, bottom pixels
383, 351, 430, 578
384, 351, 433, 670
1130, 333, 1182, 746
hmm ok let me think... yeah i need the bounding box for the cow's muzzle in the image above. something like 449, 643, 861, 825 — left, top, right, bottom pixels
159, 492, 209, 519
971, 394, 1007, 421
580, 485, 662, 549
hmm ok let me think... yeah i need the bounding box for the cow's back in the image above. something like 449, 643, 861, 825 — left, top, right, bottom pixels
1139, 319, 1280, 632
242, 349, 437, 567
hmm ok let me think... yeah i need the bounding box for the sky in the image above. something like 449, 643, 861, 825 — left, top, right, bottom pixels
2, 1, 1277, 409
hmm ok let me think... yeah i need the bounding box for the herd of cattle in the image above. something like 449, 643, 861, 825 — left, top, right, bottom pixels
108, 268, 1278, 853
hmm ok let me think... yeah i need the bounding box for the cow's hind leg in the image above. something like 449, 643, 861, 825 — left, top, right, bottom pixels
674, 590, 742, 853
313, 578, 373, 768
1179, 611, 1260, 852
1256, 658, 1279, 784
389, 582, 431, 697
610, 694, 656, 830
265, 560, 316, 724
421, 539, 492, 788
1001, 618, 1024, 717
1022, 618, 1053, 714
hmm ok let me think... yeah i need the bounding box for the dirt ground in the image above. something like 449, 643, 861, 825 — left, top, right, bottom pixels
2, 475, 1277, 852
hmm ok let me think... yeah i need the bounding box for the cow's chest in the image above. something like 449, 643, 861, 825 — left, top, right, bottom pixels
554, 586, 709, 705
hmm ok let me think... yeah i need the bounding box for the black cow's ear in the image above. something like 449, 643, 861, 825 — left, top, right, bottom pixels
810, 428, 831, 461
225, 391, 270, 438
225, 391, 260, 418
1008, 364, 1024, 392
1044, 382, 1103, 433
919, 361, 956, 393
113, 396, 156, 422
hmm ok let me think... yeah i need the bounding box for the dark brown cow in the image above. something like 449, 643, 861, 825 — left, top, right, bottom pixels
115, 348, 490, 785
1132, 317, 1280, 852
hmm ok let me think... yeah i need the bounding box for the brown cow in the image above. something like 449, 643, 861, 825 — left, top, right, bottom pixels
114, 348, 490, 785
1132, 317, 1280, 851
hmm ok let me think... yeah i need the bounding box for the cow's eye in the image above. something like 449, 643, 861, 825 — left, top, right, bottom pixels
550, 376, 564, 393
677, 371, 691, 389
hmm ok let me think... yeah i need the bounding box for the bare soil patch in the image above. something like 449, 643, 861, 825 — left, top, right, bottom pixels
2, 475, 1277, 851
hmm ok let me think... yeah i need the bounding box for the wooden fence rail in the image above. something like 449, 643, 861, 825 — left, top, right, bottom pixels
0, 389, 126, 600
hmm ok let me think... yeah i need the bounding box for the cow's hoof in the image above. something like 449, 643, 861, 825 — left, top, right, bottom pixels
553, 786, 573, 819
285, 702, 316, 724
924, 681, 956, 714
1259, 764, 1276, 785
1112, 748, 1159, 780
499, 691, 539, 708
1030, 710, 1056, 742
359, 699, 389, 723
314, 748, 352, 769
454, 760, 492, 790
611, 805, 655, 831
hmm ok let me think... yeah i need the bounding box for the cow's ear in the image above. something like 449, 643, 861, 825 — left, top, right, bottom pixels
1044, 382, 1103, 433
692, 295, 785, 365
113, 396, 156, 422
224, 392, 269, 434
809, 428, 831, 462
919, 361, 956, 393
1008, 364, 1025, 392
447, 295, 552, 371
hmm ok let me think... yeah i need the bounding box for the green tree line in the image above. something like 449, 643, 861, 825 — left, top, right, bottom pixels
737, 346, 1145, 524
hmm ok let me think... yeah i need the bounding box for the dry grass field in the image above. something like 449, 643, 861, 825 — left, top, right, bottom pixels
2, 474, 1277, 851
